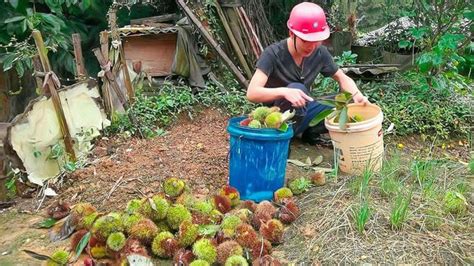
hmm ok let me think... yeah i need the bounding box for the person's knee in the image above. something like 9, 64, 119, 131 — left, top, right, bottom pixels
287, 82, 310, 94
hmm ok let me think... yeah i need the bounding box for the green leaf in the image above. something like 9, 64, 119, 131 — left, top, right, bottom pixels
398, 40, 411, 49
73, 231, 90, 262
82, 0, 91, 10
64, 161, 76, 172
278, 122, 288, 132
35, 218, 57, 229
22, 250, 52, 261
198, 224, 220, 237
9, 0, 19, 8
33, 150, 42, 158
309, 109, 334, 127
317, 99, 336, 107
338, 106, 348, 129
463, 10, 474, 20
2, 53, 16, 72
15, 61, 24, 77
4, 16, 25, 23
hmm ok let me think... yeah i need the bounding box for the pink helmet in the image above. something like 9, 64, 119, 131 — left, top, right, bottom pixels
287, 2, 330, 42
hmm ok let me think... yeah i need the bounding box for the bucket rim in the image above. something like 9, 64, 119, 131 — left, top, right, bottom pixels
325, 103, 383, 133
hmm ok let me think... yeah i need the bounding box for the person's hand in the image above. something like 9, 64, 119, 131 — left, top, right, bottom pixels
282, 88, 313, 107
353, 93, 370, 105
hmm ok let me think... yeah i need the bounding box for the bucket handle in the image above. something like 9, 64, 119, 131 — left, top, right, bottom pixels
227, 135, 243, 162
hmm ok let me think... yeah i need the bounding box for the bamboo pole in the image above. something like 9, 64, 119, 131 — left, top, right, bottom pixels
99, 31, 113, 117
93, 48, 142, 138
238, 7, 263, 53
215, 2, 252, 79
72, 33, 88, 80
32, 30, 76, 161
235, 7, 259, 59
176, 0, 248, 89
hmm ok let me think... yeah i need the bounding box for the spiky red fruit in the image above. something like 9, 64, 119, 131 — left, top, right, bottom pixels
252, 201, 276, 230
259, 219, 284, 244
219, 185, 240, 207
278, 199, 300, 224
240, 200, 257, 212
122, 238, 149, 257
47, 201, 71, 220
212, 195, 232, 214
252, 254, 282, 266
173, 248, 195, 265
192, 212, 213, 225
310, 171, 326, 186
217, 240, 243, 264
235, 223, 258, 248
250, 238, 272, 259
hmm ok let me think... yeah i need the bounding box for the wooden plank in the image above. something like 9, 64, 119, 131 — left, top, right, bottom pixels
130, 13, 179, 25
238, 7, 263, 53
176, 0, 249, 89
72, 33, 88, 79
32, 55, 45, 94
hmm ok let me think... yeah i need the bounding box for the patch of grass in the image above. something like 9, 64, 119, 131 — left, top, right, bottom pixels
353, 201, 370, 233
390, 190, 413, 230
423, 208, 444, 230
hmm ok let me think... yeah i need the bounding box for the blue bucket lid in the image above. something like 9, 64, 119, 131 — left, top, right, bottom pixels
227, 116, 294, 141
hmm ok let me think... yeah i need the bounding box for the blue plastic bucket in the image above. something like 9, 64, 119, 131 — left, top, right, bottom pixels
227, 116, 294, 202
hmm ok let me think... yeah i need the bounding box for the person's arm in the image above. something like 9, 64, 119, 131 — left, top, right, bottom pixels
332, 69, 369, 104
247, 69, 313, 107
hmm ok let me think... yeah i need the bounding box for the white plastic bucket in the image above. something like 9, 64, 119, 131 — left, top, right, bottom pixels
325, 103, 384, 175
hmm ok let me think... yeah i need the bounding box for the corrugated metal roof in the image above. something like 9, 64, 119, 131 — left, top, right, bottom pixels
118, 25, 178, 37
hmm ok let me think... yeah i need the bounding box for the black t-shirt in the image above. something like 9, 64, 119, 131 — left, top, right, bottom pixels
256, 39, 339, 90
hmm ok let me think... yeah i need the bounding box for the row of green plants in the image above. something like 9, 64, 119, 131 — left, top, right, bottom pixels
351, 150, 471, 232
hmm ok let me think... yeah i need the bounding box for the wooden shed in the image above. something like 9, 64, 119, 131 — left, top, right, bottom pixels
119, 26, 179, 76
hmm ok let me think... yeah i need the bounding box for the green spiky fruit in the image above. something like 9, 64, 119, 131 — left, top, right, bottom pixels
71, 203, 97, 229
443, 191, 467, 215
210, 209, 223, 224
248, 120, 262, 128
156, 220, 171, 232
125, 199, 142, 214
217, 240, 243, 264
177, 220, 199, 247
190, 260, 210, 266
221, 215, 242, 238
46, 249, 69, 266
274, 187, 293, 203
129, 218, 159, 244
106, 232, 126, 252
288, 177, 312, 195
233, 208, 252, 224
265, 112, 283, 128
151, 231, 178, 258
91, 212, 123, 240
139, 196, 170, 222
167, 204, 192, 230
225, 255, 249, 266
251, 106, 271, 122
192, 200, 214, 214
79, 212, 99, 230
164, 177, 186, 197
192, 239, 217, 263
122, 212, 143, 233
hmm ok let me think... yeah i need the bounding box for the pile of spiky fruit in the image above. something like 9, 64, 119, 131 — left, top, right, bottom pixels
45, 177, 309, 265
240, 106, 295, 132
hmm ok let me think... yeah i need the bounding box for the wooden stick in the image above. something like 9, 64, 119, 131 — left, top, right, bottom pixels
235, 7, 259, 59
32, 55, 45, 94
93, 48, 142, 137
130, 13, 179, 25
99, 31, 113, 117
31, 30, 51, 72
72, 33, 88, 80
215, 2, 252, 79
119, 43, 134, 103
32, 30, 76, 161
238, 7, 263, 53
176, 0, 248, 88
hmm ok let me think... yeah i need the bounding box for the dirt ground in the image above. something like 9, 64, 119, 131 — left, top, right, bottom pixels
0, 108, 471, 264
